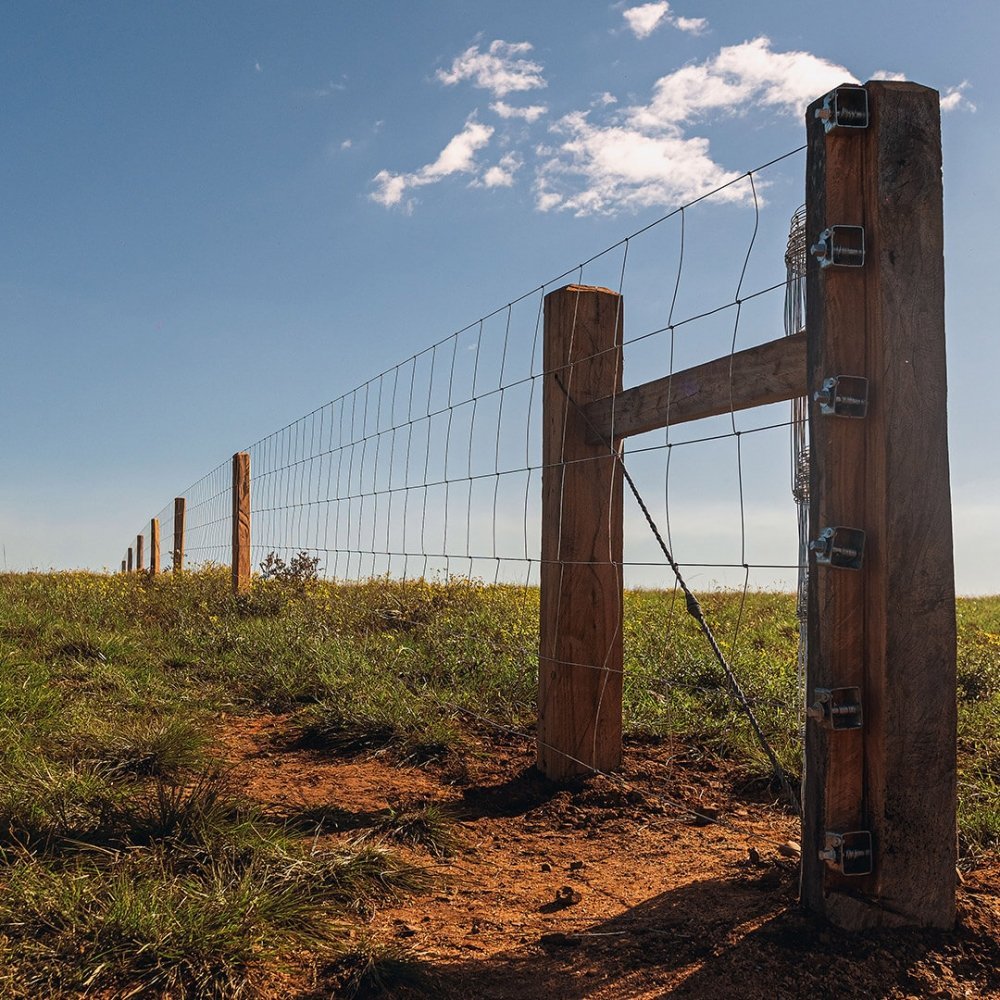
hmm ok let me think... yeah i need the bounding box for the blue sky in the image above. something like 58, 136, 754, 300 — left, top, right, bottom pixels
1, 1, 996, 592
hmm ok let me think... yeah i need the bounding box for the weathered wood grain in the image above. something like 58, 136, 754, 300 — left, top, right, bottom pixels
173, 497, 186, 574
861, 81, 955, 929
583, 332, 806, 442
136, 533, 145, 574
537, 285, 624, 780
231, 453, 251, 594
149, 519, 160, 576
802, 81, 955, 930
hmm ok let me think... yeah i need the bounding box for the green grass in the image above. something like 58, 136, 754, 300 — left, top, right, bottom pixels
0, 569, 997, 994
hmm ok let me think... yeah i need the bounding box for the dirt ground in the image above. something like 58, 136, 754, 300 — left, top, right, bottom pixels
219, 715, 1000, 1000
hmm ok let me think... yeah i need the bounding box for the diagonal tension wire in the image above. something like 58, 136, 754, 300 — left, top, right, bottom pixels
553, 371, 802, 817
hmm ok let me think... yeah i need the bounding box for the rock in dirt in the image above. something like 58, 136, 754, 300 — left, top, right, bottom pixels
779, 840, 802, 858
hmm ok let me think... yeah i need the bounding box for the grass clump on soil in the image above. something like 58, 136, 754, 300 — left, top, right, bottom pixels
325, 934, 436, 1000
0, 570, 441, 998
0, 569, 997, 993
373, 801, 461, 857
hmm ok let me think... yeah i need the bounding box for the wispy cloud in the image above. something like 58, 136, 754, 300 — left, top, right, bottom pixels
436, 40, 546, 97
474, 152, 523, 188
674, 15, 708, 34
370, 34, 870, 217
313, 79, 348, 97
536, 37, 854, 215
371, 117, 495, 210
535, 113, 745, 215
940, 80, 975, 112
491, 100, 548, 123
870, 69, 908, 81
622, 3, 708, 39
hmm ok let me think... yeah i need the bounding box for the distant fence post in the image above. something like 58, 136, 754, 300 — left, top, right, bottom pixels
121, 558, 126, 574
127, 547, 133, 573
136, 534, 145, 574
150, 519, 160, 576
231, 452, 251, 594
173, 497, 185, 574
537, 285, 624, 780
802, 81, 955, 930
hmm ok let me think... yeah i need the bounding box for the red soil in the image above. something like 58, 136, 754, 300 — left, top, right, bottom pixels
218, 715, 1000, 1000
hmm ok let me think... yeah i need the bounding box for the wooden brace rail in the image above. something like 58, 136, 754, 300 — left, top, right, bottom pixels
584, 331, 806, 442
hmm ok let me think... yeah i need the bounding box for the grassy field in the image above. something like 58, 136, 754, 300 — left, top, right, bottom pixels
0, 569, 996, 996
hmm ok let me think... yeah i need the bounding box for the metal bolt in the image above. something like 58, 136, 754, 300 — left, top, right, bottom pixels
814, 379, 835, 407
810, 241, 828, 259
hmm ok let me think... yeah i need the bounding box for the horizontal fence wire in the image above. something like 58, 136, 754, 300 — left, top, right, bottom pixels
125, 145, 810, 788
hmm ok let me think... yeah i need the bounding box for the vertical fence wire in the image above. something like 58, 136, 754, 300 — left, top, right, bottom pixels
126, 145, 809, 788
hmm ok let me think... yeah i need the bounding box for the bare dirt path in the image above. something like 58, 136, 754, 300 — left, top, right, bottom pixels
218, 715, 1000, 1000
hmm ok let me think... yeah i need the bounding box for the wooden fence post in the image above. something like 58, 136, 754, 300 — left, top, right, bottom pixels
136, 534, 145, 574
150, 519, 160, 576
173, 497, 185, 574
802, 81, 955, 929
127, 547, 133, 573
537, 285, 623, 780
232, 452, 251, 594
121, 559, 126, 574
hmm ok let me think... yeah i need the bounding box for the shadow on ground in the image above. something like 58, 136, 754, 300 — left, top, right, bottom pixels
421, 873, 1000, 1000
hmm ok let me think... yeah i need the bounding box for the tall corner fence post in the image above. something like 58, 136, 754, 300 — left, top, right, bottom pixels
127, 547, 133, 573
537, 284, 624, 781
802, 80, 955, 930
172, 497, 186, 574
231, 452, 251, 594
150, 519, 160, 576
136, 533, 145, 574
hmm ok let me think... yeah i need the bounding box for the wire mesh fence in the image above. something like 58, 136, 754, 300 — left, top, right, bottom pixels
125, 144, 812, 796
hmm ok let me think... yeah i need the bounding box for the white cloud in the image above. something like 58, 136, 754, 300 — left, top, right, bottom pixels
536, 37, 854, 216
871, 69, 908, 81
535, 111, 747, 215
491, 100, 548, 123
940, 80, 975, 112
371, 118, 495, 209
254, 61, 262, 73
623, 2, 671, 38
475, 152, 523, 188
622, 3, 709, 39
340, 139, 353, 150
629, 37, 855, 129
594, 91, 618, 107
436, 40, 546, 97
674, 15, 708, 34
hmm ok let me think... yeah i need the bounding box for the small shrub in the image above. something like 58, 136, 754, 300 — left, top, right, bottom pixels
258, 550, 321, 586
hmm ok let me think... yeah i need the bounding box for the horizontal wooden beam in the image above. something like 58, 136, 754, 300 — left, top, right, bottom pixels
584, 331, 806, 443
